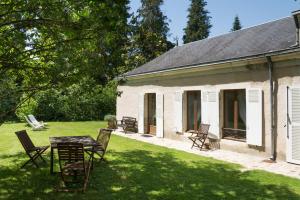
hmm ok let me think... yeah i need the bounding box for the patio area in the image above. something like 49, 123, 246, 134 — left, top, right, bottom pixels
113, 130, 300, 179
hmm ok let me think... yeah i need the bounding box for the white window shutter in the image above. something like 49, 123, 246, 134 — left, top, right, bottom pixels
201, 90, 220, 139
173, 91, 183, 133
138, 93, 145, 134
287, 87, 300, 164
156, 93, 164, 138
246, 88, 262, 146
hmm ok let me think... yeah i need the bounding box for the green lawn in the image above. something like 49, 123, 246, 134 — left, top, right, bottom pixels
0, 122, 300, 200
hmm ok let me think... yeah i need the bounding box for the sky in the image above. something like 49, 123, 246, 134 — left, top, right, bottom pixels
129, 0, 300, 45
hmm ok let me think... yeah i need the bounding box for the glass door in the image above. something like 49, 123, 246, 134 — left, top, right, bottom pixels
147, 93, 156, 135
187, 91, 201, 131
223, 89, 246, 141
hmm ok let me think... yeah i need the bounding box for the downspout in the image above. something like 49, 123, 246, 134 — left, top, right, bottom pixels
266, 56, 276, 161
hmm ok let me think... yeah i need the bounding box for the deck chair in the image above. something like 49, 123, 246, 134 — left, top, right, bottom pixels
188, 124, 210, 150
85, 128, 113, 166
25, 116, 44, 131
28, 114, 48, 127
57, 142, 92, 192
15, 130, 49, 168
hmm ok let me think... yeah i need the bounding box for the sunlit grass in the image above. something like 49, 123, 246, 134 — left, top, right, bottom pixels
0, 121, 300, 200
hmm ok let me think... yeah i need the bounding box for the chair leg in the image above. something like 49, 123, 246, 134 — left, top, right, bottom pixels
21, 155, 39, 168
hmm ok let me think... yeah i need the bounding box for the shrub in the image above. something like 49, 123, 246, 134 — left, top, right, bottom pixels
104, 114, 116, 121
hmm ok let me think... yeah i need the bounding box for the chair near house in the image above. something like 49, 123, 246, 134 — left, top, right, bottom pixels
85, 128, 113, 167
57, 142, 92, 192
24, 116, 44, 131
188, 124, 210, 150
117, 116, 138, 133
15, 130, 49, 168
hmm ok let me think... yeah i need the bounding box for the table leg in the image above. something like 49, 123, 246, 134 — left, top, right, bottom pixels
50, 147, 54, 174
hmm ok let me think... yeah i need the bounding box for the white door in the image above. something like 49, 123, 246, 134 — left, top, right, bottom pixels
138, 93, 145, 134
287, 87, 300, 164
156, 93, 164, 138
173, 91, 183, 133
201, 90, 220, 139
246, 88, 263, 146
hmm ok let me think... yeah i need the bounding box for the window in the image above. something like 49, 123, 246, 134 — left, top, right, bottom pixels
147, 93, 156, 135
186, 91, 201, 131
223, 89, 246, 141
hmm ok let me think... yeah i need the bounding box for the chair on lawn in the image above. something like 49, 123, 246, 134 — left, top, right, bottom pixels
57, 142, 92, 192
24, 116, 44, 131
28, 114, 48, 127
117, 116, 137, 133
188, 124, 210, 150
15, 130, 49, 168
85, 128, 113, 167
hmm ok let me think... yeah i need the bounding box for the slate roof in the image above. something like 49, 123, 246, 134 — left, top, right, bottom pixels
126, 17, 297, 76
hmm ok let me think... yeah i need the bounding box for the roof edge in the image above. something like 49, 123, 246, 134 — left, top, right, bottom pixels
124, 47, 300, 79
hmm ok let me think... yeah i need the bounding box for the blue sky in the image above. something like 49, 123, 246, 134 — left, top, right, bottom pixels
130, 0, 300, 45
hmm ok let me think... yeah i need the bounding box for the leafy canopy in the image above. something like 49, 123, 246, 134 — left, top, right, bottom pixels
0, 0, 130, 123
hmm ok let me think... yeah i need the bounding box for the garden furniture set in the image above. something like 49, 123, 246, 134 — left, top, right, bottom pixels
15, 128, 113, 192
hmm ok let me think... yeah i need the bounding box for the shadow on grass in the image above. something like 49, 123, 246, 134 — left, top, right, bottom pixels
0, 149, 299, 200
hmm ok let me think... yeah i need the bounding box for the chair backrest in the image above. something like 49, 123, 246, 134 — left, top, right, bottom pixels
28, 115, 39, 125
57, 142, 85, 171
24, 116, 38, 128
198, 124, 210, 135
15, 130, 36, 152
96, 128, 113, 152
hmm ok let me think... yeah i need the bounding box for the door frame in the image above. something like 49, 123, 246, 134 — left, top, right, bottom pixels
147, 93, 156, 135
186, 91, 201, 131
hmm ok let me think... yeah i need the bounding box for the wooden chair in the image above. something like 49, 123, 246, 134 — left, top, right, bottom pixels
188, 124, 210, 150
85, 128, 113, 167
117, 116, 138, 133
15, 130, 49, 168
57, 142, 92, 192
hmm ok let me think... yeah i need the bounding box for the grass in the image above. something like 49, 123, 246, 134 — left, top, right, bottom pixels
0, 121, 300, 199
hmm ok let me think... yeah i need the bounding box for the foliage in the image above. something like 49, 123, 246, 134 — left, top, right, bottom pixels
1, 122, 300, 199
0, 75, 22, 123
231, 15, 242, 32
33, 80, 118, 121
104, 114, 116, 121
183, 0, 212, 44
129, 0, 174, 68
0, 0, 130, 121
15, 96, 37, 121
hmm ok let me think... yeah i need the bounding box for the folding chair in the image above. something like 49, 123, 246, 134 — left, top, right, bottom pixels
188, 124, 210, 150
15, 130, 49, 168
85, 128, 113, 166
24, 116, 44, 131
57, 142, 92, 192
28, 114, 48, 127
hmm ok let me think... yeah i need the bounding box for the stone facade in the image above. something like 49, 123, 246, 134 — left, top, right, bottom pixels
117, 54, 300, 161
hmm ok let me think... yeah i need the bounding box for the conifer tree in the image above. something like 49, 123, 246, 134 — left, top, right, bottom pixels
231, 15, 242, 32
183, 0, 211, 44
130, 0, 174, 66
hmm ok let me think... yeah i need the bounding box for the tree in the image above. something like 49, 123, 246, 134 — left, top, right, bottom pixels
129, 0, 174, 67
0, 0, 130, 123
183, 0, 211, 44
231, 15, 242, 32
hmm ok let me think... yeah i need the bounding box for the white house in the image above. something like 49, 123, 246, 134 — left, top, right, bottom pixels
117, 11, 300, 164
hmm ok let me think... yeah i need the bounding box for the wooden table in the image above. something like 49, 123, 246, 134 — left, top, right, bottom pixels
49, 136, 98, 174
